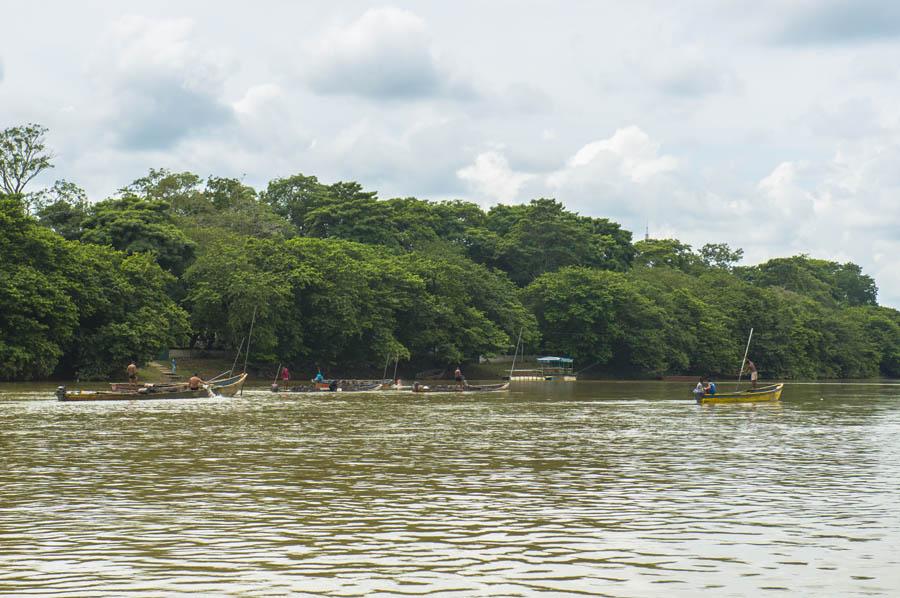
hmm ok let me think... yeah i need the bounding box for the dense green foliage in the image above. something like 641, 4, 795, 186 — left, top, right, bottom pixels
0, 197, 187, 379
184, 235, 537, 370
1, 129, 897, 380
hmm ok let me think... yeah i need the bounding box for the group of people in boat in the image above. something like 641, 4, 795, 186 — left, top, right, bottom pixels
126, 360, 206, 390
278, 366, 340, 391
277, 364, 468, 390
693, 359, 759, 398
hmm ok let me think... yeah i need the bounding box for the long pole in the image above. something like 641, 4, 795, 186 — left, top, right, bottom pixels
242, 307, 257, 375
509, 327, 523, 380
382, 355, 390, 381
240, 306, 257, 396
735, 327, 754, 391
273, 362, 282, 390
230, 336, 245, 376
207, 369, 231, 383
392, 356, 399, 382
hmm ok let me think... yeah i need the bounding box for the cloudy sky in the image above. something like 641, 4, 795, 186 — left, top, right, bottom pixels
2, 0, 899, 306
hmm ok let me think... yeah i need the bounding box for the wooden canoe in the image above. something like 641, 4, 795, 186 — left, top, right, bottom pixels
57, 385, 214, 402
271, 381, 382, 393
210, 373, 248, 397
696, 383, 784, 404
410, 382, 510, 393
110, 373, 247, 396
109, 382, 185, 392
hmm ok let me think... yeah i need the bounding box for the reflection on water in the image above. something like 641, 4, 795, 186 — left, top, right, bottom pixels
1, 382, 899, 596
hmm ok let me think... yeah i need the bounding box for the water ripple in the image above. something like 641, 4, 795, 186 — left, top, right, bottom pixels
1, 382, 899, 596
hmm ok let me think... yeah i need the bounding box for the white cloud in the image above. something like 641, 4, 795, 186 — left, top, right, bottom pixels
757, 161, 818, 218
93, 15, 235, 149
457, 151, 535, 203
551, 126, 678, 186
454, 124, 900, 306
2, 1, 898, 306
231, 84, 310, 152
596, 42, 740, 100
318, 113, 474, 196
305, 7, 473, 100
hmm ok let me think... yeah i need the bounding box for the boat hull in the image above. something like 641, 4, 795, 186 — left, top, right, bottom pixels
411, 382, 510, 393
697, 383, 784, 404
211, 373, 248, 397
272, 382, 382, 394
109, 373, 247, 396
109, 382, 186, 392
58, 387, 214, 401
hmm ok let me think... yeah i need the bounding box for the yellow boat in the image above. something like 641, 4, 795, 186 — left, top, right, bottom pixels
696, 383, 784, 404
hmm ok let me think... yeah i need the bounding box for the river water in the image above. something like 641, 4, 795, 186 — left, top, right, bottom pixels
1, 381, 898, 596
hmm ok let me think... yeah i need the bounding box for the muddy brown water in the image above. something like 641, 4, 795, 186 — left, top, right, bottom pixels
1, 381, 898, 596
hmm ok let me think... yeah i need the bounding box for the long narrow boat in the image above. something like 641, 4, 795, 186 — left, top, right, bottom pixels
410, 382, 510, 393
109, 373, 248, 396
696, 383, 784, 404
272, 381, 382, 394
57, 385, 214, 402
109, 382, 185, 392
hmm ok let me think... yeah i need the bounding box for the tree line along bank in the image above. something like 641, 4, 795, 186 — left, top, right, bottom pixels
1, 126, 898, 381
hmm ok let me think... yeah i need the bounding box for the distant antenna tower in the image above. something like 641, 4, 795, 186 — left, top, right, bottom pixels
645, 222, 649, 241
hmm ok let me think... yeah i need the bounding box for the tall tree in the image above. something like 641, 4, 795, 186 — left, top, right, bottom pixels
700, 243, 744, 270
633, 238, 700, 271
79, 196, 196, 275
34, 180, 90, 240
0, 124, 54, 197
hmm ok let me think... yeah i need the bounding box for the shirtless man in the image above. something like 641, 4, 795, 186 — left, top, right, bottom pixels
745, 359, 758, 389
189, 372, 204, 390
126, 361, 138, 383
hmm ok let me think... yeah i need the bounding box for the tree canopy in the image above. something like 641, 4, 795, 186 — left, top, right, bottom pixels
0, 196, 187, 379
3, 125, 898, 380
0, 124, 54, 199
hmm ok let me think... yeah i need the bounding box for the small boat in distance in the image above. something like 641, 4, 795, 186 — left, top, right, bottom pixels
696, 383, 784, 405
508, 357, 577, 381
410, 382, 510, 393
271, 381, 383, 393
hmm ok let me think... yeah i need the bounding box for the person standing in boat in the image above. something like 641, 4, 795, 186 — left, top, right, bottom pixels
454, 366, 465, 389
171, 357, 177, 375
744, 359, 758, 388
281, 366, 290, 382
127, 361, 138, 383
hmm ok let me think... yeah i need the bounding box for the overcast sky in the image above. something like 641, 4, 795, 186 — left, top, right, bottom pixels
1, 0, 899, 306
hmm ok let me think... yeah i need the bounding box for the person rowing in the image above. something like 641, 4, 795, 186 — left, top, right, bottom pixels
189, 372, 205, 391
